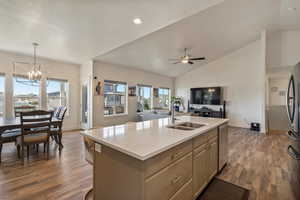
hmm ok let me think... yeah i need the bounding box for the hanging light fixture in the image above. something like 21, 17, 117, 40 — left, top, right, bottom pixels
27, 42, 42, 81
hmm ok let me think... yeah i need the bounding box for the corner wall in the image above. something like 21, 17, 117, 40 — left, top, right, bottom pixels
175, 39, 266, 131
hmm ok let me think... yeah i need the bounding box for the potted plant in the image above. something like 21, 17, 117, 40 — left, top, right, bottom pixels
171, 96, 185, 112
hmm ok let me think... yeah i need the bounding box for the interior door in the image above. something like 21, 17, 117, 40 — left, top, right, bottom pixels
81, 81, 90, 129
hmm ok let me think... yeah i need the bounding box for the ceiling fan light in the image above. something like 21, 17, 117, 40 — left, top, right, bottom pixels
181, 59, 189, 64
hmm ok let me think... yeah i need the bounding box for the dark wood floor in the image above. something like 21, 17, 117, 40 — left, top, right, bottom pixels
0, 128, 296, 200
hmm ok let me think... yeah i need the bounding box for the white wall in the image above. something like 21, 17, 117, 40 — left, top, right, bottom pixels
93, 61, 174, 127
0, 50, 81, 130
175, 40, 266, 131
269, 77, 288, 106
267, 30, 300, 68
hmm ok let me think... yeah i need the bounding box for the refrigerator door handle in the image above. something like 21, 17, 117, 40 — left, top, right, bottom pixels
286, 130, 300, 141
286, 75, 296, 124
287, 145, 300, 160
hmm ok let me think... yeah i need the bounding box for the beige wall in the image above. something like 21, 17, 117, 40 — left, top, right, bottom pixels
175, 40, 266, 131
269, 77, 288, 106
0, 50, 81, 130
92, 61, 174, 127
267, 30, 300, 68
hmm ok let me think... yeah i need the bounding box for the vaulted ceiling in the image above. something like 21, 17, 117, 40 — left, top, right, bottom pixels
95, 0, 282, 77
1, 0, 300, 77
0, 0, 224, 63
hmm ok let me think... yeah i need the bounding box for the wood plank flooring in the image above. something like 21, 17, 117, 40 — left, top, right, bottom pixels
0, 128, 296, 200
217, 128, 296, 200
0, 132, 92, 200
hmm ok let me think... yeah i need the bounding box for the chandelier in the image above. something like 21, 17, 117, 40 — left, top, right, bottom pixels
27, 42, 42, 81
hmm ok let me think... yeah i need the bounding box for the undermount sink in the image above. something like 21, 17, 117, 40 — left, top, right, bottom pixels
167, 122, 206, 131
178, 122, 205, 128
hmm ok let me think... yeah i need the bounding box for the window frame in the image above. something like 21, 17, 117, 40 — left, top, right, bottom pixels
0, 73, 5, 117
13, 74, 41, 115
46, 77, 70, 116
158, 87, 171, 109
104, 80, 128, 117
137, 84, 153, 112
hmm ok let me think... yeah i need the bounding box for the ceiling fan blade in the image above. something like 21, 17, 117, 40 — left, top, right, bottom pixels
173, 61, 181, 64
190, 57, 206, 61
188, 61, 194, 65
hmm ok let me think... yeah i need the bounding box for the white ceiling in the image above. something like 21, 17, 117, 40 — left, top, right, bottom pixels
95, 0, 285, 77
1, 0, 300, 77
0, 0, 224, 64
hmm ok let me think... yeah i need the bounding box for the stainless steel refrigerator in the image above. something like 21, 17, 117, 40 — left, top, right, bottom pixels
286, 62, 300, 199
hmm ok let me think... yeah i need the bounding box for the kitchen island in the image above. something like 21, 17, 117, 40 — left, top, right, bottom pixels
81, 116, 229, 200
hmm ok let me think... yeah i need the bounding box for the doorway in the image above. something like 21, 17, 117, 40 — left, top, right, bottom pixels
267, 77, 289, 134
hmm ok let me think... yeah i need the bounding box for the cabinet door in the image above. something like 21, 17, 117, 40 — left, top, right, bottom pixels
219, 124, 228, 171
208, 139, 218, 181
193, 146, 209, 198
169, 180, 193, 200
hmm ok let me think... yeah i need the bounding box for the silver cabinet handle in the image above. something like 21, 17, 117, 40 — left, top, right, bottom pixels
287, 145, 300, 160
286, 130, 300, 141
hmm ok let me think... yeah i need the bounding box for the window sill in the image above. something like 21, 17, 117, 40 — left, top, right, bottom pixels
104, 113, 128, 118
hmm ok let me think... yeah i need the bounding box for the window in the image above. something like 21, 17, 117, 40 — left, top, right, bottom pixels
46, 78, 69, 112
13, 75, 40, 115
0, 74, 5, 116
158, 88, 170, 109
104, 80, 127, 116
137, 85, 152, 111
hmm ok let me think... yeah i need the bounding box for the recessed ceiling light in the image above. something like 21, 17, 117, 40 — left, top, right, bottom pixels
133, 18, 143, 25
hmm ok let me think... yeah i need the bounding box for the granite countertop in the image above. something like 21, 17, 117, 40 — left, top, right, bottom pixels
80, 116, 229, 161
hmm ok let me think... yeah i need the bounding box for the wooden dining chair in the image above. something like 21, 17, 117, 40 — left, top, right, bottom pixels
50, 106, 67, 151
0, 129, 21, 163
14, 105, 36, 117
16, 110, 53, 163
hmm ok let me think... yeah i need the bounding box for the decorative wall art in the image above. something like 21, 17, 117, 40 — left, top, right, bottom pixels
94, 77, 102, 96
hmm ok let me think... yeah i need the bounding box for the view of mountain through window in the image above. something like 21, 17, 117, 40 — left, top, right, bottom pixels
13, 76, 40, 115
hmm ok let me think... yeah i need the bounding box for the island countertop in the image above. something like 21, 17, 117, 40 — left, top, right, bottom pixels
80, 116, 229, 161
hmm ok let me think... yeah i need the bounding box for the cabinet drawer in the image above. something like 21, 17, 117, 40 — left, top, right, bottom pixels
145, 140, 192, 178
193, 133, 208, 149
207, 128, 218, 139
208, 136, 218, 144
169, 179, 193, 200
145, 153, 193, 200
193, 143, 207, 156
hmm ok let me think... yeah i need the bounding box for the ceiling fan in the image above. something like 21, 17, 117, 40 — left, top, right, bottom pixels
169, 48, 205, 65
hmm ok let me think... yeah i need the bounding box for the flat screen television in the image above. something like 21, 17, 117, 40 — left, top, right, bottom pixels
190, 87, 222, 105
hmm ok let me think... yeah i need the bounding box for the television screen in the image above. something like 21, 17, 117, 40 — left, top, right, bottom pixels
190, 87, 222, 105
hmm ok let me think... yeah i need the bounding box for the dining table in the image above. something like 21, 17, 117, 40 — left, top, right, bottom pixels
0, 116, 62, 162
